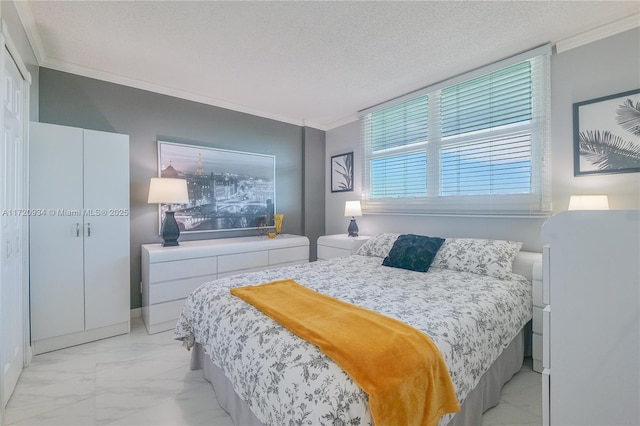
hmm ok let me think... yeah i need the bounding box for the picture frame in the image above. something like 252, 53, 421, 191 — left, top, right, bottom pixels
573, 88, 640, 176
331, 152, 354, 193
157, 141, 276, 233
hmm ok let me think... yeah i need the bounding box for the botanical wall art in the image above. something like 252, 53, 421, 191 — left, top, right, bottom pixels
573, 88, 640, 176
157, 141, 276, 232
331, 152, 354, 192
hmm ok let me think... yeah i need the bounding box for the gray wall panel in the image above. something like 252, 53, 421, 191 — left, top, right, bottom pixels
303, 126, 326, 260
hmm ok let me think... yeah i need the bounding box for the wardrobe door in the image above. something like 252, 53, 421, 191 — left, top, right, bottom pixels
29, 122, 84, 340
82, 129, 130, 330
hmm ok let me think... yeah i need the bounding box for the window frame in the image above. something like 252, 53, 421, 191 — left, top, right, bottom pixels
359, 44, 552, 217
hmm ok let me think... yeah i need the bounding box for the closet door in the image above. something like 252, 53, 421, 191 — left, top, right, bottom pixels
1, 42, 28, 408
83, 129, 130, 330
29, 122, 84, 341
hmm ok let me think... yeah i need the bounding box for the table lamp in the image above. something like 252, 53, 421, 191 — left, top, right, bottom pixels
344, 200, 362, 237
148, 177, 189, 246
568, 195, 609, 210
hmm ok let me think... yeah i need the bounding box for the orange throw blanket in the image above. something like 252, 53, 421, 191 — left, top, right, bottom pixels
231, 279, 460, 426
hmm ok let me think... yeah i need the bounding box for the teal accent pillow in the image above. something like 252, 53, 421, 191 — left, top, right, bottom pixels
382, 234, 445, 272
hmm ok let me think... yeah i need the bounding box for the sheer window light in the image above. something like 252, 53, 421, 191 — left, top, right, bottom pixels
359, 44, 552, 216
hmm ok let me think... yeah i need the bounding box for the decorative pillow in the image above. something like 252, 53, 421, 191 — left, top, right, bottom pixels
432, 238, 523, 279
355, 233, 400, 258
382, 234, 445, 272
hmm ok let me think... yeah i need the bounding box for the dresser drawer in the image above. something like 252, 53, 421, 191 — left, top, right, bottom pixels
218, 250, 269, 274
149, 256, 217, 283
317, 245, 351, 260
533, 279, 543, 307
542, 246, 550, 305
269, 246, 308, 265
533, 306, 543, 333
148, 274, 215, 304
533, 333, 543, 360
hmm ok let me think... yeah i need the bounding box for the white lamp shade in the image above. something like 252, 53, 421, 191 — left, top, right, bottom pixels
344, 200, 362, 217
147, 178, 189, 204
568, 195, 609, 211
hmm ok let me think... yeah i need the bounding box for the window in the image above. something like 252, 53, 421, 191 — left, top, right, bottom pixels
360, 45, 551, 216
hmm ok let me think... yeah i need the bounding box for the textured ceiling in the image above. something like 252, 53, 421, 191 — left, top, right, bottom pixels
17, 1, 640, 130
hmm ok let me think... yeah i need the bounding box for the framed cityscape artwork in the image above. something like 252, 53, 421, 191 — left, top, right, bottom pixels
157, 141, 276, 232
573, 88, 640, 176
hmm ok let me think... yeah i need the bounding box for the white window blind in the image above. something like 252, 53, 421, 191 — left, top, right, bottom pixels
366, 95, 429, 198
360, 45, 551, 216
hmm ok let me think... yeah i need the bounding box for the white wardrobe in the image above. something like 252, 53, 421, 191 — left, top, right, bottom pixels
29, 122, 130, 354
541, 210, 639, 425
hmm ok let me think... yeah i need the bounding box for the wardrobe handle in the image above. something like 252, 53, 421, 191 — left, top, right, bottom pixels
6, 240, 12, 258
87, 222, 91, 237
76, 223, 80, 237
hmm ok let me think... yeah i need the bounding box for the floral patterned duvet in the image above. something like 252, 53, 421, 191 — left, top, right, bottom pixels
175, 255, 532, 426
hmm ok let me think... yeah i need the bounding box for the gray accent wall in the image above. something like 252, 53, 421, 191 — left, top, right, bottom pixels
303, 127, 326, 260
325, 28, 640, 252
39, 68, 325, 309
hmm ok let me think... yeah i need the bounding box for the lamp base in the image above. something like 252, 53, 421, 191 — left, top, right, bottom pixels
161, 210, 181, 247
347, 217, 359, 237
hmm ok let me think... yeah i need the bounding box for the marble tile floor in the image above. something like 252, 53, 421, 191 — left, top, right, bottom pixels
5, 318, 541, 426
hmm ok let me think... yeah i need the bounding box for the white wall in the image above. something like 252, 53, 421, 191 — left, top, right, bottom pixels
325, 28, 640, 252
551, 28, 640, 211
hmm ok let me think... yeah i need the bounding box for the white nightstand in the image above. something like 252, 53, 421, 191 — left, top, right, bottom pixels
317, 234, 371, 260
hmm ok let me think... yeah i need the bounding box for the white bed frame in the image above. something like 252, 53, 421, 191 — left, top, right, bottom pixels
191, 250, 542, 426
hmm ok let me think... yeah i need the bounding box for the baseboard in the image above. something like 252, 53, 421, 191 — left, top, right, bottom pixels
130, 307, 142, 320
32, 322, 129, 355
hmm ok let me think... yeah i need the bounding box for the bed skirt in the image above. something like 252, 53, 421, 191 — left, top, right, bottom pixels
190, 329, 524, 426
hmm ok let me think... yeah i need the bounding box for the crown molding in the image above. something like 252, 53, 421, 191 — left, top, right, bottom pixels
555, 13, 640, 53
13, 0, 47, 65
323, 114, 359, 131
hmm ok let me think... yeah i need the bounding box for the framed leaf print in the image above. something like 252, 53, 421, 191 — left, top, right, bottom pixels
331, 152, 354, 193
573, 88, 640, 176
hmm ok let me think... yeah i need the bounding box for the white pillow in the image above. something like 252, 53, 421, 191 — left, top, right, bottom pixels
432, 238, 523, 279
355, 233, 400, 258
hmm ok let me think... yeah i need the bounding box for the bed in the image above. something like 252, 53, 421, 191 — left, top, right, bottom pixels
175, 233, 541, 426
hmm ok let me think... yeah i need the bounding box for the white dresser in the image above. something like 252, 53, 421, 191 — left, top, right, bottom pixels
141, 234, 309, 334
541, 210, 639, 426
317, 234, 370, 260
